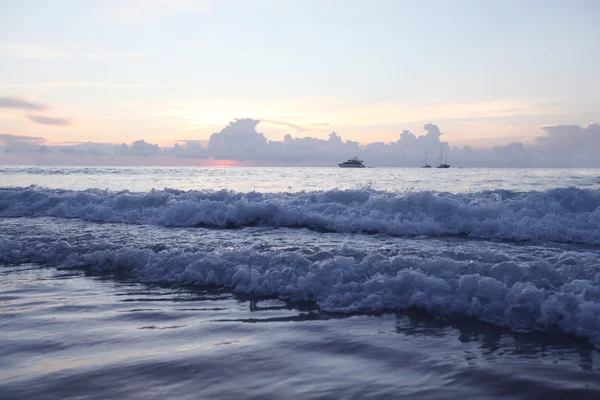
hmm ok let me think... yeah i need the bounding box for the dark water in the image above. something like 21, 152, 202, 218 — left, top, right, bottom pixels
1, 265, 599, 400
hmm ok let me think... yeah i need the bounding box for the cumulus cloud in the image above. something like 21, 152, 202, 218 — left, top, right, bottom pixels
129, 140, 161, 156
2, 120, 600, 167
208, 119, 268, 160
26, 114, 71, 126
0, 96, 47, 111
536, 123, 600, 154
529, 122, 600, 167
169, 140, 207, 159
206, 119, 365, 163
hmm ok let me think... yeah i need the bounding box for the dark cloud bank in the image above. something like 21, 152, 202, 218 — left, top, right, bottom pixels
1, 119, 600, 167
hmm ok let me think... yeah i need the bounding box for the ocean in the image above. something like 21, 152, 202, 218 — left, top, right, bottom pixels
1, 166, 600, 399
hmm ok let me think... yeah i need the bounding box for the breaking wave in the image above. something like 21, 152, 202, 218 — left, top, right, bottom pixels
2, 186, 600, 244
1, 229, 600, 347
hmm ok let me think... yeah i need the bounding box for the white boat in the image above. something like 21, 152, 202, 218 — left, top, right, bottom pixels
338, 156, 366, 168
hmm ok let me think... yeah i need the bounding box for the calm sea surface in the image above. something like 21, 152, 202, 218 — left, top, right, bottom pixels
1, 166, 600, 399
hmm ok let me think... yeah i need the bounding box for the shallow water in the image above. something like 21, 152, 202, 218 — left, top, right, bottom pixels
1, 166, 600, 399
1, 265, 599, 400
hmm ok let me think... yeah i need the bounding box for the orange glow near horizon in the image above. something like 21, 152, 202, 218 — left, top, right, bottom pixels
209, 159, 238, 166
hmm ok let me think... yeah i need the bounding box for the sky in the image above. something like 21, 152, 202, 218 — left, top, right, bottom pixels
1, 0, 599, 166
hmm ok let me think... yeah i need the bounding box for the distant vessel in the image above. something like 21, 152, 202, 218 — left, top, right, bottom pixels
421, 152, 432, 168
437, 147, 450, 168
338, 156, 366, 168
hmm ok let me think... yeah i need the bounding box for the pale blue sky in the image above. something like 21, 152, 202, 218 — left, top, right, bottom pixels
1, 0, 598, 147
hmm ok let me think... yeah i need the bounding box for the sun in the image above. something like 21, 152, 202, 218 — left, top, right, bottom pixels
208, 159, 238, 167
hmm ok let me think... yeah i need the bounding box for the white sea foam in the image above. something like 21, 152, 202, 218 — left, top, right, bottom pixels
1, 186, 600, 244
1, 229, 600, 347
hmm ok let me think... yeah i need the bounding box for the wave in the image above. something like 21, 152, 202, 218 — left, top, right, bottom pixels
2, 232, 600, 347
2, 186, 600, 244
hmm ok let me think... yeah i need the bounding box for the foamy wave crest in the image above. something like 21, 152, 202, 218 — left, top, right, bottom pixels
1, 235, 600, 346
1, 186, 600, 243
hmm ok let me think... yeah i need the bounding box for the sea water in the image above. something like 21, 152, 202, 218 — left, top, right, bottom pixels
1, 166, 600, 399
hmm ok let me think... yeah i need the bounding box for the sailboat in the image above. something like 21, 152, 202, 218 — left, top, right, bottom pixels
437, 147, 450, 168
421, 152, 432, 168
